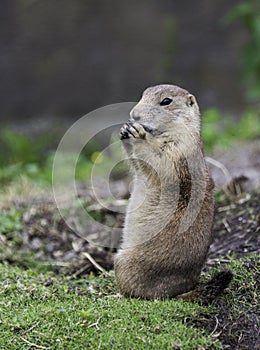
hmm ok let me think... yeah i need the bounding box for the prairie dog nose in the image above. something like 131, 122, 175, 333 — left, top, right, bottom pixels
130, 108, 141, 121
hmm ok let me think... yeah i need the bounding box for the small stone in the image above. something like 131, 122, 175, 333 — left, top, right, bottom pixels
154, 326, 161, 334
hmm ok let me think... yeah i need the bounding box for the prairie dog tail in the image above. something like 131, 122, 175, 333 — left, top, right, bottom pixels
176, 270, 233, 304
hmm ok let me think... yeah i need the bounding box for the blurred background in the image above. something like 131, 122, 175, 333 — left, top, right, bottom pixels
0, 0, 259, 185
0, 2, 259, 346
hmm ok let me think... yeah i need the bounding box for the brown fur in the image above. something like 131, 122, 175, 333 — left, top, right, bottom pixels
114, 84, 216, 299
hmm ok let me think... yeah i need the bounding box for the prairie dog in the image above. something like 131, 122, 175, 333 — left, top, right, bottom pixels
114, 84, 216, 300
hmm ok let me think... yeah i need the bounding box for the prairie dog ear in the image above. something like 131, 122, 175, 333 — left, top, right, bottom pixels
187, 94, 196, 107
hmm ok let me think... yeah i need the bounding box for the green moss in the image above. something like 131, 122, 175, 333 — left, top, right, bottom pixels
0, 265, 214, 350
0, 255, 258, 349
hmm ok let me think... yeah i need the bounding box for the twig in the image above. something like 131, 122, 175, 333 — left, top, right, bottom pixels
21, 321, 40, 335
209, 316, 221, 338
20, 336, 50, 349
70, 264, 90, 279
223, 218, 232, 233
41, 261, 72, 267
83, 252, 109, 276
217, 203, 236, 212
87, 316, 102, 330
206, 257, 232, 266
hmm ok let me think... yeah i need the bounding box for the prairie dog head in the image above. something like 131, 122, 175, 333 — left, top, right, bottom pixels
130, 84, 201, 141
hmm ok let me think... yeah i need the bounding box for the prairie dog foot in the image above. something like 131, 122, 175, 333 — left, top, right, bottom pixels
120, 122, 147, 140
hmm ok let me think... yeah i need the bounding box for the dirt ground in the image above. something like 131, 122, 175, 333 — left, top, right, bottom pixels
2, 185, 258, 273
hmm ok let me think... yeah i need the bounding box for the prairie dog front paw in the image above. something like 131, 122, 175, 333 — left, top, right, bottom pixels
120, 122, 147, 140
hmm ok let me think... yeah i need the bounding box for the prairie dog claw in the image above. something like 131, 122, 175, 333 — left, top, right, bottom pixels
120, 122, 147, 140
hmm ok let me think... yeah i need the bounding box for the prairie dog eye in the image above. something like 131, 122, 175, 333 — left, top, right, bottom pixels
160, 97, 173, 106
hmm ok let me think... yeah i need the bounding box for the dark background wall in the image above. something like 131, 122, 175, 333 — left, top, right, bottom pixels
0, 0, 247, 123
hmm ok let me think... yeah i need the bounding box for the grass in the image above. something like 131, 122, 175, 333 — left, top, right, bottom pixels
0, 255, 258, 349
